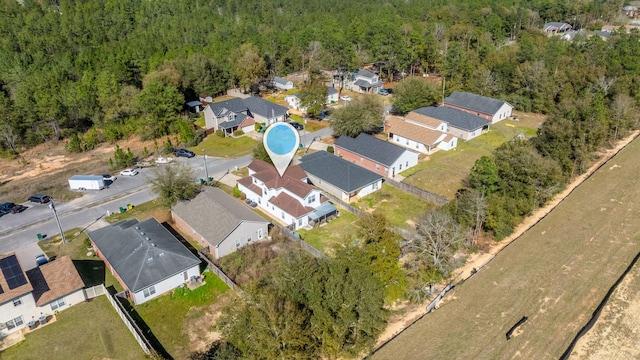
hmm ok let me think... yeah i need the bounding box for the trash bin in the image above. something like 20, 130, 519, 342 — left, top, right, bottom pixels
119, 206, 126, 213
37, 233, 44, 240
127, 204, 133, 210
39, 315, 47, 325
208, 177, 213, 182
199, 179, 205, 185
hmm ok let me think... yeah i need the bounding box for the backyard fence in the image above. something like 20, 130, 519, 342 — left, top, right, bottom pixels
197, 248, 246, 297
88, 284, 153, 356
277, 225, 326, 258
385, 179, 449, 205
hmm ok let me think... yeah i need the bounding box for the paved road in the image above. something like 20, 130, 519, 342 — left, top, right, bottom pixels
0, 127, 331, 268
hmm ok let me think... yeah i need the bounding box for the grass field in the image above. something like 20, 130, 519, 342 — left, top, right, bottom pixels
401, 115, 542, 199
1, 296, 146, 360
373, 136, 640, 359
297, 210, 359, 253
355, 183, 436, 229
189, 133, 256, 158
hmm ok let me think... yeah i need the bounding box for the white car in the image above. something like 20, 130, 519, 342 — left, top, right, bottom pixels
154, 157, 174, 164
120, 169, 139, 176
340, 95, 352, 101
102, 174, 117, 182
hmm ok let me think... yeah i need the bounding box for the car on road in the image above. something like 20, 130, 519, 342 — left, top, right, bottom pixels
28, 194, 51, 204
0, 202, 27, 214
120, 169, 139, 176
340, 95, 352, 102
102, 174, 117, 182
377, 88, 390, 96
173, 149, 195, 158
155, 157, 174, 164
289, 122, 304, 130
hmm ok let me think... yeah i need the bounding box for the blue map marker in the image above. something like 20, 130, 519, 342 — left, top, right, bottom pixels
263, 122, 300, 177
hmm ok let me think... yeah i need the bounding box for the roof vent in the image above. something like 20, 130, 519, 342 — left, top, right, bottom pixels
139, 231, 145, 236
145, 237, 151, 241
134, 226, 140, 230
151, 243, 157, 247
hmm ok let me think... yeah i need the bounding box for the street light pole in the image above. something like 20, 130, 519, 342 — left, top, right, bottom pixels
203, 151, 209, 180
49, 199, 66, 244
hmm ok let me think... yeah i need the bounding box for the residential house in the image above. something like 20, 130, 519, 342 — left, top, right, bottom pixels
543, 22, 573, 33
409, 106, 490, 141
89, 218, 201, 305
237, 160, 335, 230
344, 69, 384, 94
327, 87, 339, 103
334, 133, 419, 177
172, 187, 271, 259
623, 5, 638, 17
204, 96, 289, 135
443, 91, 513, 124
1, 254, 85, 337
284, 87, 338, 111
273, 77, 294, 90
300, 151, 383, 202
385, 116, 457, 155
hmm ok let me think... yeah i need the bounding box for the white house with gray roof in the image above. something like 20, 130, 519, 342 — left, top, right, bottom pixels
88, 218, 201, 305
344, 69, 384, 94
204, 96, 289, 135
443, 92, 513, 124
300, 151, 383, 202
410, 106, 490, 141
334, 134, 419, 178
171, 187, 270, 259
273, 77, 294, 90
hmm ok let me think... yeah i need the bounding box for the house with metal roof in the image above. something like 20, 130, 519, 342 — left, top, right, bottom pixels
344, 69, 384, 94
443, 91, 513, 124
88, 218, 201, 305
334, 133, 419, 178
203, 96, 289, 135
237, 160, 334, 230
0, 254, 85, 337
273, 76, 294, 90
171, 187, 270, 259
410, 106, 490, 141
300, 151, 383, 202
385, 115, 457, 155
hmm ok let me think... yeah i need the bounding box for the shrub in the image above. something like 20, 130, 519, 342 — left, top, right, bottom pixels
327, 145, 334, 154
216, 129, 225, 137
233, 184, 242, 198
233, 129, 244, 136
65, 133, 83, 153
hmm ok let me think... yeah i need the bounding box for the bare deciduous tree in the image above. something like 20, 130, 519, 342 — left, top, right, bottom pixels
408, 210, 464, 276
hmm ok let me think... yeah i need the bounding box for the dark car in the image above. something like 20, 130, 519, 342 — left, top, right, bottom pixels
289, 122, 304, 130
0, 202, 27, 214
28, 194, 51, 204
173, 149, 196, 158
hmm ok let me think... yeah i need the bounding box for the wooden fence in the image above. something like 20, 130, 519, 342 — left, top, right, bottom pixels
277, 225, 326, 258
385, 179, 449, 205
197, 248, 246, 297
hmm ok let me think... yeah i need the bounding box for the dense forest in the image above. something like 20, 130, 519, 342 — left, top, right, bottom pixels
0, 0, 632, 153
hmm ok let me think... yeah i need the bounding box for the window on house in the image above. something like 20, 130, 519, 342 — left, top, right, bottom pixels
406, 139, 409, 145
308, 195, 316, 204
298, 218, 302, 226
416, 144, 419, 149
143, 286, 156, 298
257, 228, 263, 239
406, 161, 409, 167
236, 240, 241, 247
50, 298, 66, 311
247, 234, 252, 242
281, 212, 285, 219
376, 164, 380, 170
5, 316, 24, 330
13, 298, 21, 307
399, 164, 402, 170
258, 198, 261, 204
373, 181, 379, 189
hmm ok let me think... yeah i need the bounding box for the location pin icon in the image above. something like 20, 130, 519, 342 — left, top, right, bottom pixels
263, 122, 300, 177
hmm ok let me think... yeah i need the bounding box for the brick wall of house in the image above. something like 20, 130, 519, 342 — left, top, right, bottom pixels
92, 241, 130, 295
334, 147, 390, 177
170, 212, 209, 249
442, 103, 494, 121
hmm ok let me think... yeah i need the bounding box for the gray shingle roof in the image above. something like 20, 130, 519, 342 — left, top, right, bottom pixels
327, 87, 339, 95
354, 69, 377, 80
353, 79, 383, 88
207, 98, 248, 117
218, 113, 250, 129
443, 92, 509, 116
172, 187, 269, 247
300, 151, 383, 192
89, 218, 201, 293
334, 133, 409, 166
243, 96, 288, 119
412, 106, 489, 132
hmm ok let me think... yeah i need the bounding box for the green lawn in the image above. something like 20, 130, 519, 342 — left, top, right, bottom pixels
2, 296, 146, 360
134, 274, 229, 359
297, 210, 359, 253
105, 199, 170, 224
402, 118, 540, 199
354, 184, 436, 229
190, 133, 256, 158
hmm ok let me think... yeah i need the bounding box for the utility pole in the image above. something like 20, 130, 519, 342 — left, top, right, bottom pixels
203, 150, 209, 180
49, 199, 66, 244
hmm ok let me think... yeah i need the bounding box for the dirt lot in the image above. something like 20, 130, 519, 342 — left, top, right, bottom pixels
372, 133, 640, 359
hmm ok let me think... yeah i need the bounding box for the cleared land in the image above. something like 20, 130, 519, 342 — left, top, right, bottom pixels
373, 136, 640, 359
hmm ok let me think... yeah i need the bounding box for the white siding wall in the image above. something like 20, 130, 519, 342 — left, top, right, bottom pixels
214, 221, 269, 259
203, 106, 219, 131
132, 264, 200, 305
356, 180, 383, 198
447, 126, 477, 141
392, 134, 430, 154
437, 137, 458, 151
241, 124, 255, 134
0, 294, 37, 336
493, 103, 513, 123
388, 150, 419, 176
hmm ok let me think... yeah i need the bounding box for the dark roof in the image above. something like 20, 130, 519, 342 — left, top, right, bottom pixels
218, 113, 251, 129
243, 96, 288, 118
207, 98, 248, 117
443, 92, 510, 116
172, 187, 269, 247
0, 253, 33, 305
327, 87, 339, 95
89, 218, 200, 293
544, 22, 572, 31
300, 151, 383, 192
245, 160, 313, 199
412, 106, 490, 132
334, 134, 409, 166
354, 79, 383, 88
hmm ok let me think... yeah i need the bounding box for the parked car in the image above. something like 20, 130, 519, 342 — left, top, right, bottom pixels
0, 202, 27, 214
155, 157, 174, 164
120, 169, 139, 176
28, 193, 51, 204
340, 95, 352, 101
35, 254, 49, 266
173, 149, 195, 158
102, 174, 117, 182
289, 122, 304, 130
377, 88, 390, 96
